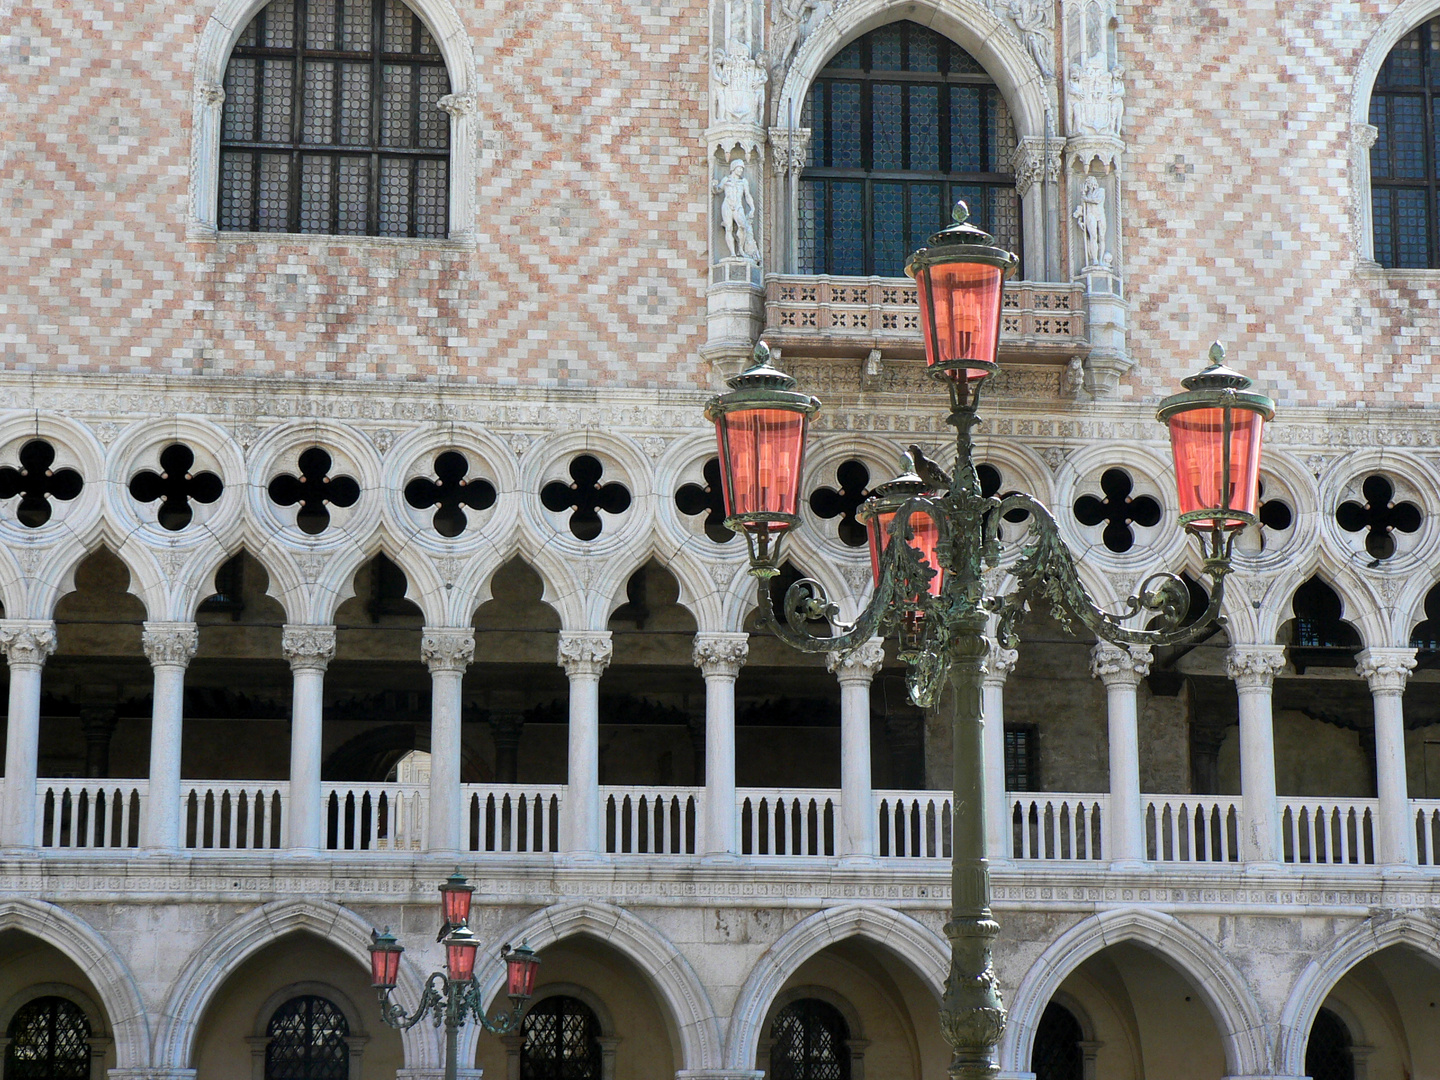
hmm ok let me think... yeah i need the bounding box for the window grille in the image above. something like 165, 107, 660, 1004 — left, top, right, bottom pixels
264, 995, 349, 1080
1371, 17, 1440, 267
520, 996, 603, 1080
799, 20, 1018, 276
3, 996, 91, 1080
220, 0, 451, 237
1304, 1007, 1354, 1080
1004, 725, 1038, 792
769, 999, 850, 1080
1030, 1002, 1083, 1080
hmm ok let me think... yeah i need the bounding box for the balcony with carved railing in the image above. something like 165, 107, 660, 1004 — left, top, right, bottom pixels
762, 276, 1088, 362
24, 779, 1440, 872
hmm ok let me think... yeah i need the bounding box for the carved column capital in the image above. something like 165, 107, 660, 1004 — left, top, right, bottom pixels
982, 642, 1019, 687
0, 621, 57, 669
827, 638, 886, 684
692, 632, 749, 678
1353, 121, 1379, 150
1225, 645, 1287, 690
1090, 642, 1151, 687
558, 631, 613, 678
767, 126, 811, 176
142, 622, 199, 669
1356, 647, 1417, 695
436, 92, 477, 118
282, 624, 336, 673
195, 80, 225, 109
422, 628, 476, 674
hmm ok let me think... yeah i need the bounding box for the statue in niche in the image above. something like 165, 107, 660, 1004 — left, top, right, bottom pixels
714, 50, 769, 126
715, 158, 760, 261
1067, 51, 1124, 136
1005, 0, 1054, 79
1073, 176, 1109, 268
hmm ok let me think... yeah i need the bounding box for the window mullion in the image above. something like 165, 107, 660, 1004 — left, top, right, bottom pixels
290, 0, 306, 233
368, 0, 383, 234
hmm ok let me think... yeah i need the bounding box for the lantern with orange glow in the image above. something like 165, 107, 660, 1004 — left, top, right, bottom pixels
857, 467, 943, 600
1156, 343, 1274, 533
369, 928, 404, 990
503, 941, 541, 1003
905, 202, 1018, 389
705, 341, 821, 574
444, 926, 480, 984
439, 869, 474, 930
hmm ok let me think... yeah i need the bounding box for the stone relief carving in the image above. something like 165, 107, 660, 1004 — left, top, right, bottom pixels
0, 622, 57, 668
1073, 176, 1110, 268
436, 92, 477, 119
558, 631, 614, 678
827, 637, 886, 681
281, 625, 336, 671
983, 643, 1019, 684
773, 0, 834, 72
1356, 649, 1417, 694
768, 126, 811, 176
1067, 52, 1124, 137
715, 159, 760, 261
693, 634, 749, 677
1000, 0, 1054, 79
1225, 646, 1287, 689
714, 50, 768, 126
1090, 641, 1151, 685
422, 629, 476, 673
143, 623, 201, 668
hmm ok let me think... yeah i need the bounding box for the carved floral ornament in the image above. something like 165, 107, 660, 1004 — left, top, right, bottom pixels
281, 625, 337, 671
826, 637, 885, 681
141, 623, 200, 668
1224, 646, 1287, 690
1089, 641, 1151, 685
421, 629, 476, 673
557, 632, 613, 678
0, 622, 57, 668
692, 634, 749, 676
1355, 648, 1417, 694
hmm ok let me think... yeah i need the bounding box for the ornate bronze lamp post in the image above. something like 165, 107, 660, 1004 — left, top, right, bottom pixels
706, 203, 1274, 1078
369, 871, 541, 1080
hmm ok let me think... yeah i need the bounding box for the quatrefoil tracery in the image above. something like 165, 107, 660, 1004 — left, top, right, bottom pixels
128, 444, 223, 531
404, 451, 497, 538
1336, 475, 1421, 561
541, 455, 631, 541
809, 459, 872, 548
268, 447, 361, 535
1072, 468, 1161, 554
0, 440, 83, 528
675, 458, 732, 543
977, 463, 1031, 541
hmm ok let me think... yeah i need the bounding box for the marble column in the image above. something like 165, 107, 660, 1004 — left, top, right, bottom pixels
0, 621, 56, 849
827, 638, 885, 860
142, 622, 199, 850
1356, 647, 1418, 866
423, 628, 475, 854
558, 631, 612, 856
281, 625, 335, 852
1225, 645, 1287, 864
1091, 642, 1151, 865
982, 642, 1019, 861
692, 632, 748, 857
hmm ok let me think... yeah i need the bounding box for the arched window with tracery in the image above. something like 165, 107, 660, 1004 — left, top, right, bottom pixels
264, 995, 349, 1080
1305, 1007, 1355, 1080
769, 998, 850, 1080
799, 20, 1018, 277
520, 995, 602, 1080
219, 0, 451, 237
3, 995, 91, 1080
1030, 1002, 1083, 1080
1370, 16, 1440, 267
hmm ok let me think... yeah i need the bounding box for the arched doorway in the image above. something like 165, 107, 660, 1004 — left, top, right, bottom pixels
0, 930, 115, 1079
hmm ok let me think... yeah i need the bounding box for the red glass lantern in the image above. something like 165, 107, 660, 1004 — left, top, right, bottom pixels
444, 926, 480, 984
369, 927, 404, 989
1157, 344, 1275, 532
857, 467, 943, 598
439, 869, 474, 929
704, 341, 820, 573
905, 201, 1018, 384
503, 941, 541, 1001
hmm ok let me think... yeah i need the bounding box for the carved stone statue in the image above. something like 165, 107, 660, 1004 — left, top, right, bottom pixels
1005, 0, 1054, 79
713, 50, 768, 126
715, 159, 760, 261
1073, 176, 1109, 268
775, 0, 833, 71
1067, 52, 1124, 136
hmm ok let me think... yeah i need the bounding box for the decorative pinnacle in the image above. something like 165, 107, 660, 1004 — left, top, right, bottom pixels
724, 338, 800, 392
751, 339, 772, 369
952, 199, 970, 225
1208, 341, 1225, 364
1180, 340, 1253, 393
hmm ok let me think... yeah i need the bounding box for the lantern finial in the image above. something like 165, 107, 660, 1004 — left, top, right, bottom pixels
952, 199, 969, 225
1208, 341, 1225, 365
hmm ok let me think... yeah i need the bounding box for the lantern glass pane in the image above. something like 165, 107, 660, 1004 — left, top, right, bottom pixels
715, 409, 808, 527
914, 261, 1005, 377
441, 884, 472, 927
868, 507, 942, 595
1168, 406, 1265, 527
446, 939, 478, 983
370, 948, 401, 988
507, 955, 539, 998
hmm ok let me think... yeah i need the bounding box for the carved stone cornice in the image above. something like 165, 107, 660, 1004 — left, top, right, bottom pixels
1010, 136, 1065, 198
983, 643, 1019, 687
1353, 122, 1379, 151
558, 631, 613, 679
1355, 648, 1417, 695
1065, 134, 1123, 174
1090, 642, 1151, 687
422, 628, 476, 674
142, 622, 200, 669
281, 624, 336, 673
692, 633, 749, 678
436, 92, 476, 118
827, 638, 885, 683
0, 621, 57, 669
1225, 645, 1287, 691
